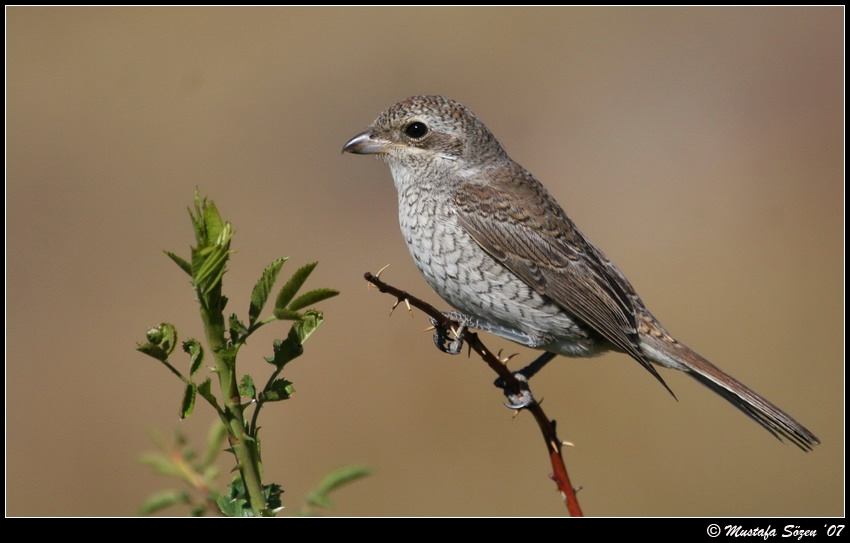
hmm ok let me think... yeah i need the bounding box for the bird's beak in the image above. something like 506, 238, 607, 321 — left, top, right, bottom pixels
342, 130, 391, 155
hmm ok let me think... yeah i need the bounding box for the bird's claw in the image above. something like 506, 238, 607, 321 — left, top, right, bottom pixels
494, 371, 538, 409
493, 351, 555, 410
430, 315, 467, 354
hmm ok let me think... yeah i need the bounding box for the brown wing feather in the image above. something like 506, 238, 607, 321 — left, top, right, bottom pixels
453, 173, 674, 394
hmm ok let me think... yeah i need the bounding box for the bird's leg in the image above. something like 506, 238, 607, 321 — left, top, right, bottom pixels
494, 351, 557, 409
430, 311, 469, 354
512, 351, 557, 380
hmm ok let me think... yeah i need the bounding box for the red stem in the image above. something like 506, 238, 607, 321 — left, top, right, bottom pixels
364, 272, 583, 517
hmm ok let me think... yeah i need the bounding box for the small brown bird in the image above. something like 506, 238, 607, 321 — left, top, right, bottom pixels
343, 95, 819, 451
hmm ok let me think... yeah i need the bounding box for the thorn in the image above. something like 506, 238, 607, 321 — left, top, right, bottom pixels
496, 349, 519, 364
423, 325, 436, 332
389, 296, 412, 318
389, 298, 402, 317
375, 263, 391, 279
561, 439, 576, 448
368, 264, 391, 290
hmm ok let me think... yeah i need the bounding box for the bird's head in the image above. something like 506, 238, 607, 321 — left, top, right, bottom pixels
343, 95, 507, 172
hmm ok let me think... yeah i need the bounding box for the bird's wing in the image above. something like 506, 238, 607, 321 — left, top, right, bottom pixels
453, 171, 673, 393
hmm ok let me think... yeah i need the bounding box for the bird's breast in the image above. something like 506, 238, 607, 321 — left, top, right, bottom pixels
394, 181, 596, 355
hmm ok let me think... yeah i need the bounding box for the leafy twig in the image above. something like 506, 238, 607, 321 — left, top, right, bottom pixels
136, 190, 352, 516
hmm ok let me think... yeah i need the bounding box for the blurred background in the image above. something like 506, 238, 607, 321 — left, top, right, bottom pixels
6, 7, 843, 517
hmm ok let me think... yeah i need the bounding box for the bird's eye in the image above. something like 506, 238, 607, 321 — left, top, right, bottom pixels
404, 121, 429, 139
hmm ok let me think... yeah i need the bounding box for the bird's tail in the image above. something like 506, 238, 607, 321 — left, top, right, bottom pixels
641, 335, 820, 451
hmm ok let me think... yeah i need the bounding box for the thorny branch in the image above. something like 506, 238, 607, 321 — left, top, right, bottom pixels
364, 271, 583, 517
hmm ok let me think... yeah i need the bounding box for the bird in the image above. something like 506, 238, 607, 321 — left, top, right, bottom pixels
342, 95, 819, 451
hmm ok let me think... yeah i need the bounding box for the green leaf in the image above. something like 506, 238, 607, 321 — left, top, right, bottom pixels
305, 465, 373, 510
139, 490, 191, 516
262, 312, 324, 369
202, 199, 225, 244
292, 310, 324, 344
183, 191, 235, 300
145, 327, 163, 344
191, 227, 232, 295
138, 452, 181, 477
164, 251, 192, 276
239, 374, 256, 398
287, 288, 339, 311
180, 383, 197, 420
260, 378, 295, 402
264, 483, 284, 514
136, 343, 169, 362
228, 313, 248, 343
264, 335, 303, 369
217, 476, 255, 517
202, 420, 228, 468
189, 190, 225, 246
273, 308, 301, 320
187, 194, 232, 297
249, 258, 287, 325
200, 465, 221, 488
274, 262, 317, 312
182, 339, 204, 377
197, 378, 217, 406
216, 494, 253, 517
156, 323, 178, 355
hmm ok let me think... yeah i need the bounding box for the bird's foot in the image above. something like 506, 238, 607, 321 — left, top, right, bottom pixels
493, 351, 557, 409
430, 311, 469, 354
495, 371, 536, 409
